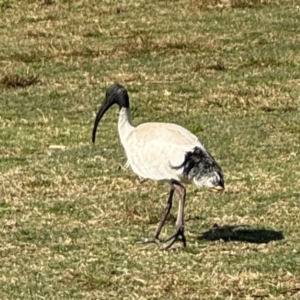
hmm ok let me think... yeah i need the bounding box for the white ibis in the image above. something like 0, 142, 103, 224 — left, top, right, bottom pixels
92, 83, 224, 249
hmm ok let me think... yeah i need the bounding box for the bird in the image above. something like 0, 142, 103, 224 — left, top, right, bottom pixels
92, 83, 224, 249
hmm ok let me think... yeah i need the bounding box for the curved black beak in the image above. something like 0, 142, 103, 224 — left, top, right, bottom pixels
92, 83, 129, 144
92, 97, 115, 144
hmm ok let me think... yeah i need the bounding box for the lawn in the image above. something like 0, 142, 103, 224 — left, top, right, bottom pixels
0, 0, 300, 299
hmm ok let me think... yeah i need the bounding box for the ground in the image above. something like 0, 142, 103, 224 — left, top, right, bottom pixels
0, 0, 300, 299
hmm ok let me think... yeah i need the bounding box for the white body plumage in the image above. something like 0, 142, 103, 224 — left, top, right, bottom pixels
118, 107, 208, 184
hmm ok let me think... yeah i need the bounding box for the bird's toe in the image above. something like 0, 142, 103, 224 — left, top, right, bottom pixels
161, 226, 187, 250
141, 237, 161, 244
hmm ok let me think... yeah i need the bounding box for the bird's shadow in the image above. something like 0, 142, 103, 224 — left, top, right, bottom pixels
198, 224, 284, 244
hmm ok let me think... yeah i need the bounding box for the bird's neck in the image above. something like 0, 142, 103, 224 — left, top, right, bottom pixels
118, 107, 134, 145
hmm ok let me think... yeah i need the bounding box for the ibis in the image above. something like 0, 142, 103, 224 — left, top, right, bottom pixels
92, 83, 224, 249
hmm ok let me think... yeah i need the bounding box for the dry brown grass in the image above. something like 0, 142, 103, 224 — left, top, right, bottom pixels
189, 0, 274, 10
0, 74, 40, 88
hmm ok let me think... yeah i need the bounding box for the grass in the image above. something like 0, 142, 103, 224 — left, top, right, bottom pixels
0, 0, 300, 299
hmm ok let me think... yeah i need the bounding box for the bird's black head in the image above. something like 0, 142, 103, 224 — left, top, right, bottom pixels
92, 83, 129, 143
105, 83, 129, 109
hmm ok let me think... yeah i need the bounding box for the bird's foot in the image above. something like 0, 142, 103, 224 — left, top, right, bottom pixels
141, 237, 161, 244
161, 225, 187, 250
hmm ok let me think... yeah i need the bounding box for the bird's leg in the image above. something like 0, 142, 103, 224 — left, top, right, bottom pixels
143, 182, 175, 244
153, 184, 175, 241
162, 181, 187, 250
